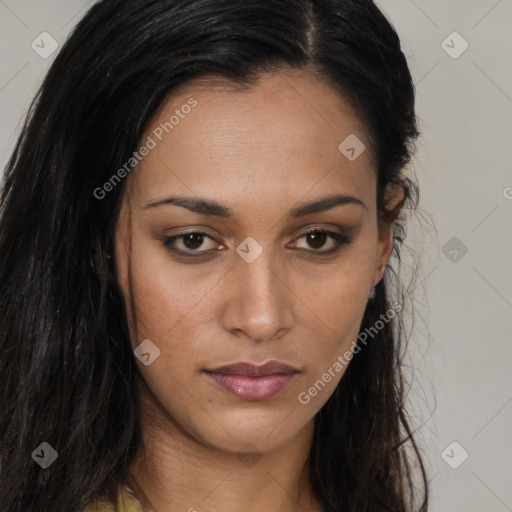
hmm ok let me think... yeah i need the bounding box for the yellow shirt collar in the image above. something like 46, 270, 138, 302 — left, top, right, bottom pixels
84, 483, 148, 512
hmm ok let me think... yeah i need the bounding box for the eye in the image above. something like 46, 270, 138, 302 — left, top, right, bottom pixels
290, 229, 352, 255
163, 228, 352, 259
163, 232, 223, 257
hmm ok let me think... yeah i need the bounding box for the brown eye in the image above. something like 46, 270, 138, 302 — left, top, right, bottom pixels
163, 232, 222, 256
182, 233, 206, 250
293, 229, 351, 254
305, 231, 328, 249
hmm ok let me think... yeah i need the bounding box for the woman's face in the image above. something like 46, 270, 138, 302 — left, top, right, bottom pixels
115, 70, 400, 455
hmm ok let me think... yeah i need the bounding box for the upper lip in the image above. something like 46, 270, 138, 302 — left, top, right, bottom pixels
205, 360, 299, 376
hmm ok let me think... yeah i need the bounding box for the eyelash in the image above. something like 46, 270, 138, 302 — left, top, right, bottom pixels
163, 229, 352, 259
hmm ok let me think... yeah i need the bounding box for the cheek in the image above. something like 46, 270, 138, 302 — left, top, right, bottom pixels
125, 243, 226, 388
126, 243, 215, 340
303, 268, 368, 336
128, 265, 202, 396
296, 267, 370, 375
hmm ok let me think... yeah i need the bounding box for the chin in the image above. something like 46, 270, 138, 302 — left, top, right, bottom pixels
191, 408, 308, 454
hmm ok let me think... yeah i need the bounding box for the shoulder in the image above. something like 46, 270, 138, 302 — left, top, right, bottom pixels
83, 483, 144, 512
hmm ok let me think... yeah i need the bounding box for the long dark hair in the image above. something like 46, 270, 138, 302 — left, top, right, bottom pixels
0, 1, 429, 510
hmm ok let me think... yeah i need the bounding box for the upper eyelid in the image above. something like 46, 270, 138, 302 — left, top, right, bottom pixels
165, 231, 219, 247
168, 228, 343, 242
166, 224, 348, 239
164, 228, 348, 253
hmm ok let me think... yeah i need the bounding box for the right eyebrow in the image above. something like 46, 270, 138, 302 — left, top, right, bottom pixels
143, 195, 233, 217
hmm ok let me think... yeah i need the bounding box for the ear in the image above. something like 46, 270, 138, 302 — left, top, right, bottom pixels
372, 184, 405, 286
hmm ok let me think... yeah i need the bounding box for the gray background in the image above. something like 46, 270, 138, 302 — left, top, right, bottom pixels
1, 1, 511, 510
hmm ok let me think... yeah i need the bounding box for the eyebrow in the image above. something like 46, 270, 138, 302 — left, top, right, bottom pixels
143, 193, 366, 218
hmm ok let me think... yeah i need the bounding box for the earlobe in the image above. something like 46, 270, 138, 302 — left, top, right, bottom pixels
372, 261, 385, 288
373, 221, 394, 286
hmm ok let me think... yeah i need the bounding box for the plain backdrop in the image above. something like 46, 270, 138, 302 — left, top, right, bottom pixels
1, 1, 511, 511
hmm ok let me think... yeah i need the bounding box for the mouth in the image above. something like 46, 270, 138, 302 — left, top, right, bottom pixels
203, 360, 299, 400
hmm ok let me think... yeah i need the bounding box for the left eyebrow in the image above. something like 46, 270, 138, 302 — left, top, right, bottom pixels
287, 193, 366, 219
142, 193, 366, 218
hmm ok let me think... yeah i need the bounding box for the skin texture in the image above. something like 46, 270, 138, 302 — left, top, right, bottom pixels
114, 69, 404, 512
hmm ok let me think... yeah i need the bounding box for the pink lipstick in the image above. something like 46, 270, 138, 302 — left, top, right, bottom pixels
204, 360, 298, 400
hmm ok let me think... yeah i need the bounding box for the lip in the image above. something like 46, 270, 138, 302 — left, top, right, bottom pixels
205, 360, 299, 376
204, 360, 299, 400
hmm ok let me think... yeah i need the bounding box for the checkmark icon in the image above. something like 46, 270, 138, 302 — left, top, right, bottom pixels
236, 236, 263, 263
441, 31, 468, 59
442, 236, 468, 263
31, 442, 58, 468
31, 32, 58, 59
338, 134, 365, 161
441, 441, 468, 469
134, 339, 161, 366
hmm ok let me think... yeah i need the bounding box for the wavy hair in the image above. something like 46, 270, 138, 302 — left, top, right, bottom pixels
0, 0, 429, 510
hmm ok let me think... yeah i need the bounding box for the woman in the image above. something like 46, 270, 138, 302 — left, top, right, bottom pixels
0, 0, 429, 511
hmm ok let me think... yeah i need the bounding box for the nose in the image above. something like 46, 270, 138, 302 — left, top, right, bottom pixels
220, 248, 294, 343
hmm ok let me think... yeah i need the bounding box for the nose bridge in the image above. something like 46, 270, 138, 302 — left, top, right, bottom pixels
224, 244, 293, 341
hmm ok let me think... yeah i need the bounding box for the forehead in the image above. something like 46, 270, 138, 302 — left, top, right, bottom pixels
129, 70, 375, 211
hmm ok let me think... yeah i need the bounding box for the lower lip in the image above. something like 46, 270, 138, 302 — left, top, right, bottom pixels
204, 372, 295, 400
